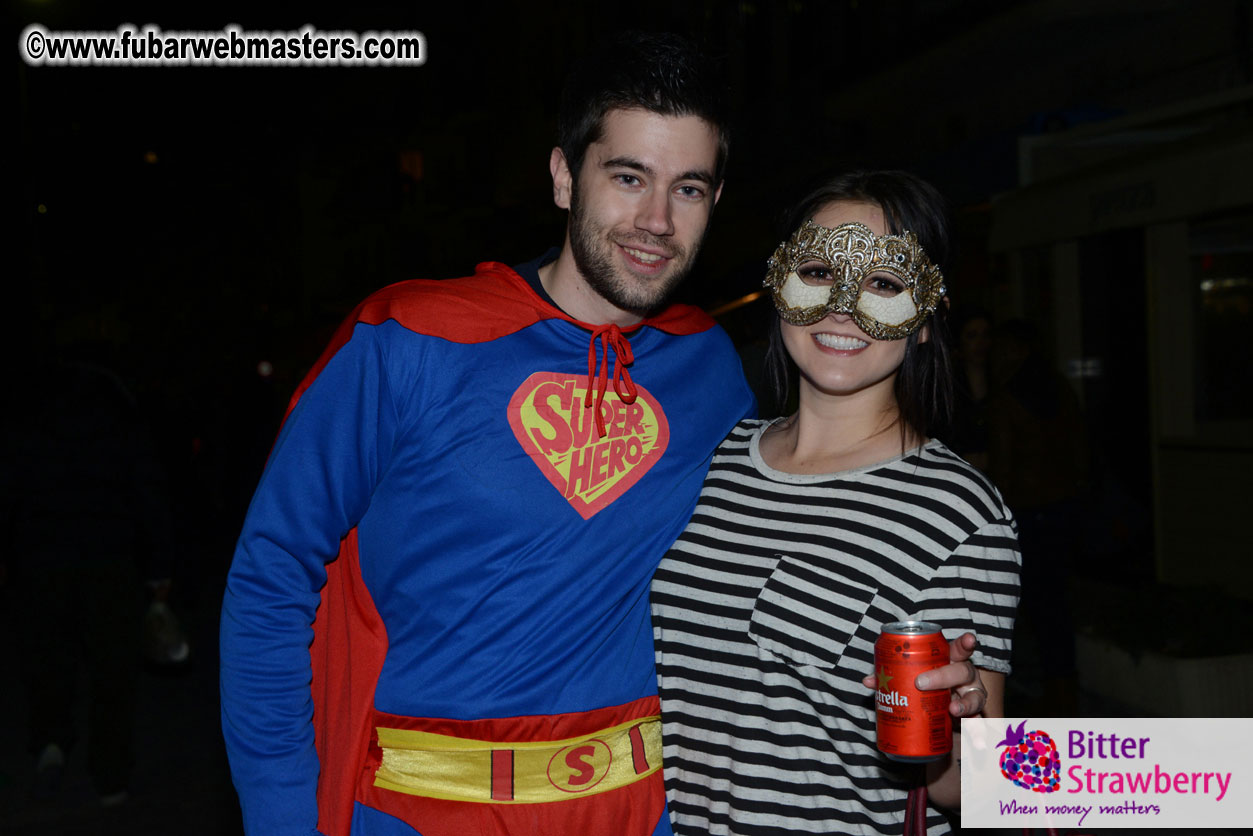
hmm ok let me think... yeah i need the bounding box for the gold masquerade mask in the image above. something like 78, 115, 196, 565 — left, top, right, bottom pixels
763, 220, 945, 340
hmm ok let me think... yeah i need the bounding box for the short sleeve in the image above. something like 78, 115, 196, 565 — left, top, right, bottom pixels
915, 519, 1021, 674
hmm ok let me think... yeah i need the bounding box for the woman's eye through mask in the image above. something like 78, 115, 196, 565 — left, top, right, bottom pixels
763, 219, 946, 340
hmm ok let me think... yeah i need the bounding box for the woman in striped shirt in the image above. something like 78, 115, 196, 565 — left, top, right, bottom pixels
652, 170, 1021, 835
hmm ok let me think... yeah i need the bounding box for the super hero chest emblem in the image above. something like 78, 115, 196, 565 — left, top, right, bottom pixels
507, 372, 669, 520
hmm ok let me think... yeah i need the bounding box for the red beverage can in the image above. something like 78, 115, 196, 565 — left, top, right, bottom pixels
874, 621, 952, 762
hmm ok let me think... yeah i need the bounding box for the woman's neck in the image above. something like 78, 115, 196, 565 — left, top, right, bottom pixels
760, 379, 923, 475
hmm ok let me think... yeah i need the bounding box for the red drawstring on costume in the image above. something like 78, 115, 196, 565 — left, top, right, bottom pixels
585, 324, 638, 438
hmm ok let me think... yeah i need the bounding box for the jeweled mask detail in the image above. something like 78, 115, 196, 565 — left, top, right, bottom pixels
763, 220, 945, 340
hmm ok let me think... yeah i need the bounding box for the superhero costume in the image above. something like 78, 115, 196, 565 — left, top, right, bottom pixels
220, 258, 754, 836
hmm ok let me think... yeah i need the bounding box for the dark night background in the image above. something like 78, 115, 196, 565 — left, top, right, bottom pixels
4, 1, 1252, 833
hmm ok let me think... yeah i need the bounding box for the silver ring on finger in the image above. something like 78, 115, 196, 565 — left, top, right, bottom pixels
956, 683, 988, 700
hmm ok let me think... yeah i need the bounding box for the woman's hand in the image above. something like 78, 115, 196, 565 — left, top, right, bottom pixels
861, 631, 1004, 717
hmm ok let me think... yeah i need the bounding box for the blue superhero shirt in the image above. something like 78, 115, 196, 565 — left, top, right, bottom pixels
220, 261, 754, 836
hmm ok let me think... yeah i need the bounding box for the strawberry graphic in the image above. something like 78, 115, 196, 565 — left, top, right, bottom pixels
996, 720, 1061, 793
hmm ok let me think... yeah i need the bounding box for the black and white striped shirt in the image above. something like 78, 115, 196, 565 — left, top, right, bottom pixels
652, 419, 1020, 835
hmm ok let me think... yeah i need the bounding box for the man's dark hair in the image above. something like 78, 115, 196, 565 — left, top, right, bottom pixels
557, 31, 730, 185
764, 170, 956, 442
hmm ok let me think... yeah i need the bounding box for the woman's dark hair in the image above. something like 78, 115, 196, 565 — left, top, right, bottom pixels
764, 170, 955, 442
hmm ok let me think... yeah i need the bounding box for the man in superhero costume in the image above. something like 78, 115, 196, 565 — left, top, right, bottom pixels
221, 32, 752, 836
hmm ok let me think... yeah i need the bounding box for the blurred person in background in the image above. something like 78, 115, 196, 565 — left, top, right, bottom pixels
2, 333, 176, 808
987, 318, 1088, 714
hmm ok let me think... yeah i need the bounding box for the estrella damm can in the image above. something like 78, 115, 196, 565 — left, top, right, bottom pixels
874, 621, 952, 762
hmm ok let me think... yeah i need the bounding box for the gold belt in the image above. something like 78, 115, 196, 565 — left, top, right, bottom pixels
374, 715, 661, 804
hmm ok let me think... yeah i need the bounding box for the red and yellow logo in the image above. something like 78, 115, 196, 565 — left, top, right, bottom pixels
508, 372, 669, 519
546, 739, 612, 793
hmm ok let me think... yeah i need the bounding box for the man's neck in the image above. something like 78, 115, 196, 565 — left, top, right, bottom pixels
538, 247, 645, 329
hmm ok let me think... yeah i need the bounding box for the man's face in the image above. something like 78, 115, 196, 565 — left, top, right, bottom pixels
558, 108, 722, 317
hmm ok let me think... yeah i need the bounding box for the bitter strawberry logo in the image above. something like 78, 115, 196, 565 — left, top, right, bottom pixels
508, 372, 669, 519
997, 720, 1061, 793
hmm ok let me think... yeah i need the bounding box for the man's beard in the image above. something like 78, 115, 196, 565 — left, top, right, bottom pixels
567, 185, 704, 318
